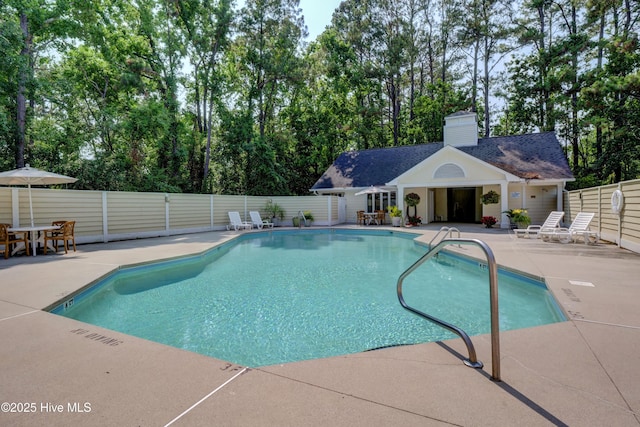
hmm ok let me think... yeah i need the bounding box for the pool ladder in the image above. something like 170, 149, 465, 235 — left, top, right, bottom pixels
428, 226, 461, 249
296, 210, 307, 228
397, 238, 501, 381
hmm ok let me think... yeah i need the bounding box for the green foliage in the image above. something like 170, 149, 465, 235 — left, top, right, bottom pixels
503, 209, 531, 226
264, 201, 286, 220
480, 190, 500, 204
404, 193, 420, 207
0, 0, 637, 194
387, 205, 402, 217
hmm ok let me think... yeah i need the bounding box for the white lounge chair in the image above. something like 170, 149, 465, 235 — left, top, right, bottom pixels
249, 211, 274, 229
540, 212, 599, 244
227, 211, 252, 231
513, 211, 564, 238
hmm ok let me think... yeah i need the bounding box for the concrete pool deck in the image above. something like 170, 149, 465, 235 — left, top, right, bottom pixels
0, 225, 639, 426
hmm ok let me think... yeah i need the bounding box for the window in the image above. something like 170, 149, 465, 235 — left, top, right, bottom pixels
367, 192, 396, 211
434, 163, 465, 179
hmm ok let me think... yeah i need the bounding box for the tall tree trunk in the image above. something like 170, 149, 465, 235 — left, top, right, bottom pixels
483, 35, 490, 137
16, 12, 31, 168
595, 14, 605, 175
570, 4, 579, 172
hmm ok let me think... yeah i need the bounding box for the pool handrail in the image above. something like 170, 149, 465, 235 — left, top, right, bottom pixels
396, 238, 501, 381
296, 210, 307, 228
428, 226, 461, 249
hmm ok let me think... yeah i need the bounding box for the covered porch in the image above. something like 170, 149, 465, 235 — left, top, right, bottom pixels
393, 182, 566, 228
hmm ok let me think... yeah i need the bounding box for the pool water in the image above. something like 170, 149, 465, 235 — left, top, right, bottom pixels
54, 230, 565, 367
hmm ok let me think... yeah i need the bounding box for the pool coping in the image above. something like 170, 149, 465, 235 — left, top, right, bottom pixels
1, 225, 639, 426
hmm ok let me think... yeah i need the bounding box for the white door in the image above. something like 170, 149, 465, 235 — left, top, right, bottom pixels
338, 197, 347, 223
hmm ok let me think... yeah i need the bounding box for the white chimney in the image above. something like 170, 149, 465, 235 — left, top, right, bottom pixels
443, 111, 478, 147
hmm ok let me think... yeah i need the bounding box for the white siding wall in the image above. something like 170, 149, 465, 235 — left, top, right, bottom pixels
481, 185, 502, 221
506, 184, 559, 225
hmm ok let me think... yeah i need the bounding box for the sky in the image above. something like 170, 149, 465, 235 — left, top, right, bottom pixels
299, 0, 342, 40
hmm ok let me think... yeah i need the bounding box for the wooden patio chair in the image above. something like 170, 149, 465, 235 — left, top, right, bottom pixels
44, 220, 76, 254
0, 223, 30, 259
357, 210, 365, 225
375, 210, 386, 225
46, 220, 67, 239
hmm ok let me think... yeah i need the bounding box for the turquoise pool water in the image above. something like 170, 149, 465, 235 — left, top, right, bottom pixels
53, 229, 565, 367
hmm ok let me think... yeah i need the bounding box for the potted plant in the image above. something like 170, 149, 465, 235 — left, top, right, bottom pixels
387, 205, 402, 227
404, 193, 420, 218
503, 209, 531, 229
481, 190, 500, 204
407, 215, 422, 226
481, 216, 497, 228
264, 201, 286, 226
303, 210, 314, 226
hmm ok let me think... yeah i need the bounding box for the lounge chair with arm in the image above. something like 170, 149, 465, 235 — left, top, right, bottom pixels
513, 211, 564, 238
227, 211, 252, 231
249, 211, 274, 229
540, 212, 599, 244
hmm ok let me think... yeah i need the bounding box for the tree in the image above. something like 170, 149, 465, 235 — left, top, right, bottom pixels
581, 0, 640, 183
458, 0, 513, 136
174, 0, 232, 192
219, 0, 306, 195
1, 0, 78, 169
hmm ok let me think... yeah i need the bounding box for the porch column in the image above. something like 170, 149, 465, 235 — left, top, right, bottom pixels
396, 185, 405, 212
500, 182, 509, 228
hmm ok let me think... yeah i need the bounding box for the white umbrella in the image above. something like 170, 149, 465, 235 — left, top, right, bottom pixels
354, 186, 389, 196
0, 164, 77, 227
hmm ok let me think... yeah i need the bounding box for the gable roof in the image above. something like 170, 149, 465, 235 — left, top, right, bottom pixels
311, 132, 573, 190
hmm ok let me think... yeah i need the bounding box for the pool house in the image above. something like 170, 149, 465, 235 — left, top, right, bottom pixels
311, 112, 575, 228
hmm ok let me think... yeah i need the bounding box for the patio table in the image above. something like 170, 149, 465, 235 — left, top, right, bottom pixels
362, 212, 379, 225
8, 225, 61, 257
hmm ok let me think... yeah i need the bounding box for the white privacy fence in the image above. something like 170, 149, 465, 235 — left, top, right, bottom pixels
565, 179, 640, 253
2, 180, 638, 254
0, 188, 340, 245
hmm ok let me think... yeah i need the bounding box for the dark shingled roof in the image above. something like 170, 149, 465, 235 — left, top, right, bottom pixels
311, 132, 573, 190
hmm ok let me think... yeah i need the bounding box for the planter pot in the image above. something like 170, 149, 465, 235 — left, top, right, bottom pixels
391, 217, 401, 227
292, 217, 300, 227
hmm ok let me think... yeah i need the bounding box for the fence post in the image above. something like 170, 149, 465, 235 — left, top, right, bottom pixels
102, 191, 109, 242
597, 186, 602, 233
617, 184, 623, 247
214, 194, 219, 230
165, 193, 170, 233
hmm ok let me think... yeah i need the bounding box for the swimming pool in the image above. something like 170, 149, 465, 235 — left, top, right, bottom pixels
52, 229, 565, 367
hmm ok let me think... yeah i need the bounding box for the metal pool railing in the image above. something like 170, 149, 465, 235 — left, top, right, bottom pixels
396, 238, 501, 382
